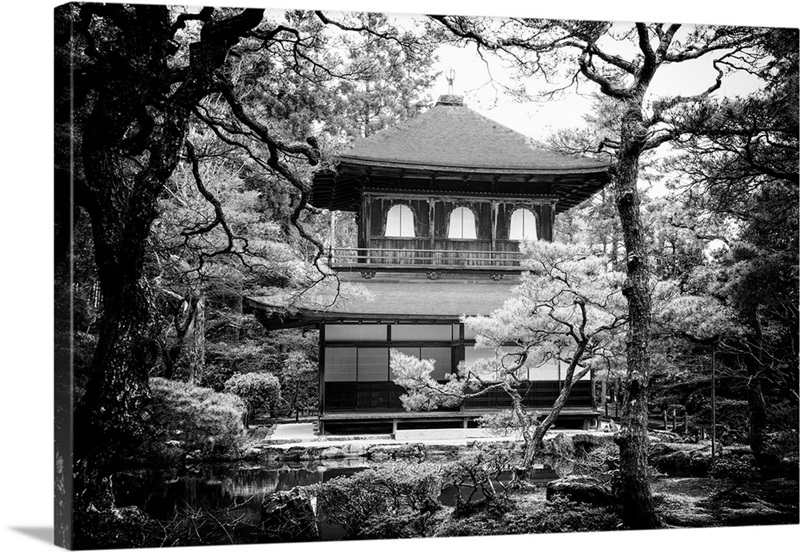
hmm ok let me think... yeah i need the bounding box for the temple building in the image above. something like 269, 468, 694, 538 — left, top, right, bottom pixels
247, 94, 611, 434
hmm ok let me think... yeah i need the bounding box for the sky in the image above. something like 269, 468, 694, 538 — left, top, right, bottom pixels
422, 22, 768, 141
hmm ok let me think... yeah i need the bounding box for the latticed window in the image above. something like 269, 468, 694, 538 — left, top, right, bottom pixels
509, 208, 538, 240
447, 206, 477, 239
385, 204, 415, 237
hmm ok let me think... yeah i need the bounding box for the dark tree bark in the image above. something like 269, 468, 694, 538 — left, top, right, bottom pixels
612, 99, 661, 529
742, 327, 780, 474
520, 339, 590, 473
67, 5, 267, 515
186, 294, 206, 384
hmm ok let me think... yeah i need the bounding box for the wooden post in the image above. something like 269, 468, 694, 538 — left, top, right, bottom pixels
490, 200, 497, 257
428, 198, 435, 252
671, 408, 677, 431
663, 410, 668, 431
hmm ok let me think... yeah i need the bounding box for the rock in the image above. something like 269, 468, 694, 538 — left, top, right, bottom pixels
648, 430, 684, 444
282, 446, 319, 461
546, 475, 614, 506
367, 443, 425, 461
542, 432, 577, 457
339, 443, 368, 457
572, 432, 616, 449
261, 488, 319, 541
721, 445, 752, 457
649, 443, 711, 476
320, 447, 344, 459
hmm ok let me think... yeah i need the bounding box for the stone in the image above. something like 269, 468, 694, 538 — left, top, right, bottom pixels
339, 443, 368, 456
366, 443, 425, 460
546, 475, 614, 506
261, 488, 319, 541
572, 432, 616, 449
320, 447, 344, 459
649, 443, 711, 476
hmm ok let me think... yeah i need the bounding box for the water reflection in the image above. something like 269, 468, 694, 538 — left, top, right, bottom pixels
114, 461, 364, 519
113, 460, 557, 541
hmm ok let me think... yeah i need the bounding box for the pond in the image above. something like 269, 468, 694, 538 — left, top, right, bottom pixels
113, 459, 559, 541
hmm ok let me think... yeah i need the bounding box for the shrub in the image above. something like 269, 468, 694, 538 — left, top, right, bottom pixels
224, 372, 282, 425
147, 377, 246, 460
440, 443, 517, 515
436, 496, 621, 537
315, 462, 442, 539
73, 506, 161, 549
199, 362, 235, 392
518, 496, 622, 533
710, 455, 758, 481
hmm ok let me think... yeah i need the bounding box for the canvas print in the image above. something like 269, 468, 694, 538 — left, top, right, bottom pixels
54, 2, 799, 549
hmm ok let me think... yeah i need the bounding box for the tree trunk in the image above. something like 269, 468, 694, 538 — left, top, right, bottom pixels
74, 244, 159, 511
520, 342, 588, 473
69, 5, 266, 523
612, 99, 661, 529
746, 370, 772, 469
742, 328, 777, 474
187, 294, 206, 384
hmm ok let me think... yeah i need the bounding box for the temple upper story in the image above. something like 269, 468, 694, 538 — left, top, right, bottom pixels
310, 95, 610, 276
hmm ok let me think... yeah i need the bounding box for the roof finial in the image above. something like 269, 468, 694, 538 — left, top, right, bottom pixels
446, 68, 456, 94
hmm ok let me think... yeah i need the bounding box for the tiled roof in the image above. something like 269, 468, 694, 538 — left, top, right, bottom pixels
247, 280, 516, 325
338, 98, 608, 174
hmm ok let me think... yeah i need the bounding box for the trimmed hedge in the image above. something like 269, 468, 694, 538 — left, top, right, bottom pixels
147, 377, 246, 459
224, 372, 282, 423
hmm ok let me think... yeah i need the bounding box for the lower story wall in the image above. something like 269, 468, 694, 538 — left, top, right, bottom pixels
324, 380, 593, 412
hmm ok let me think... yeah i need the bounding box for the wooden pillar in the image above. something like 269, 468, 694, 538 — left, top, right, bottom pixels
428, 198, 435, 251
490, 200, 497, 254
318, 323, 326, 415
358, 198, 369, 253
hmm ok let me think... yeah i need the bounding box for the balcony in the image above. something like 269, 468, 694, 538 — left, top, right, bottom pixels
328, 239, 526, 277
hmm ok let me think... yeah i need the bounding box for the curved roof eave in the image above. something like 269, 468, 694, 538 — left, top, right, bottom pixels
338, 155, 610, 176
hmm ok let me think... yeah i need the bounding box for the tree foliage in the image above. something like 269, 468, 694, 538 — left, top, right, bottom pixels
315, 462, 442, 539
54, 5, 439, 527
148, 377, 246, 457
223, 371, 282, 425
392, 241, 627, 471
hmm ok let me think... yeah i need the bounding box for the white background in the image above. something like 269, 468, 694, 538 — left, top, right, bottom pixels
1, 1, 798, 551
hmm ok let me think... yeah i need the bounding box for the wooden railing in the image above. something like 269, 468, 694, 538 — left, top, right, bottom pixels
328, 246, 525, 271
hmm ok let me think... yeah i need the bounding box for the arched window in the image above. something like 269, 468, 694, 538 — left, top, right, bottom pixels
385, 204, 415, 237
509, 208, 538, 240
448, 206, 477, 239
